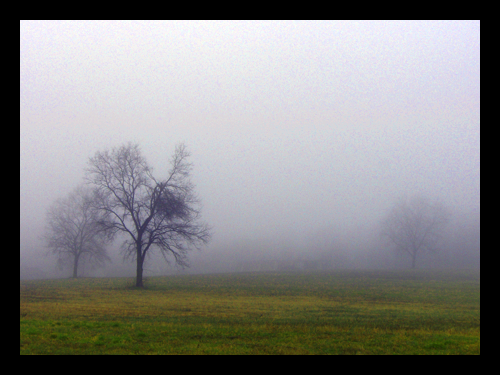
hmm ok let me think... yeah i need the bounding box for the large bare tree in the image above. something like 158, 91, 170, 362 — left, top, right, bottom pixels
381, 195, 450, 269
44, 185, 113, 278
86, 142, 211, 287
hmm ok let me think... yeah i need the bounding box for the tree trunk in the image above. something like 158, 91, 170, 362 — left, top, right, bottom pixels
73, 253, 80, 278
411, 253, 416, 269
136, 251, 144, 287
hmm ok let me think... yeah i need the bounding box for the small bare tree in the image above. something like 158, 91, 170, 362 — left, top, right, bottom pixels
381, 195, 450, 269
85, 142, 211, 287
43, 185, 113, 278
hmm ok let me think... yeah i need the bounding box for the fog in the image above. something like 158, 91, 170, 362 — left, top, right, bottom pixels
20, 21, 480, 279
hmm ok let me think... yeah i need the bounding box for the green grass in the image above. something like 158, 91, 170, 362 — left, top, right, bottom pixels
20, 269, 480, 354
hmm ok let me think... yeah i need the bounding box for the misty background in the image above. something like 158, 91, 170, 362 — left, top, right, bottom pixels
20, 21, 480, 279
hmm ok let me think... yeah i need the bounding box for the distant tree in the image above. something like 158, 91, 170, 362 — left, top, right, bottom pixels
381, 195, 450, 269
43, 185, 113, 278
85, 142, 211, 287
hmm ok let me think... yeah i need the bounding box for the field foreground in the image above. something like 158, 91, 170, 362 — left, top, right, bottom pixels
20, 269, 480, 354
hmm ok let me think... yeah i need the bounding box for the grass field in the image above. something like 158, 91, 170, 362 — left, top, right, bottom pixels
20, 269, 480, 354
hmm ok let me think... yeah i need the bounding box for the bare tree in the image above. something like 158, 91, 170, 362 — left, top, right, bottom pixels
85, 142, 211, 287
43, 185, 113, 278
381, 195, 450, 269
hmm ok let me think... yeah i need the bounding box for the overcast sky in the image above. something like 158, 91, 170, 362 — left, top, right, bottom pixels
20, 21, 480, 268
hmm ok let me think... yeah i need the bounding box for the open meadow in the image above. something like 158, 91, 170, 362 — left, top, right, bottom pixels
20, 269, 480, 354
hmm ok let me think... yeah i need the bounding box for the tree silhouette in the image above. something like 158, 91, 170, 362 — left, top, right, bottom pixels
381, 195, 450, 269
86, 142, 211, 287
